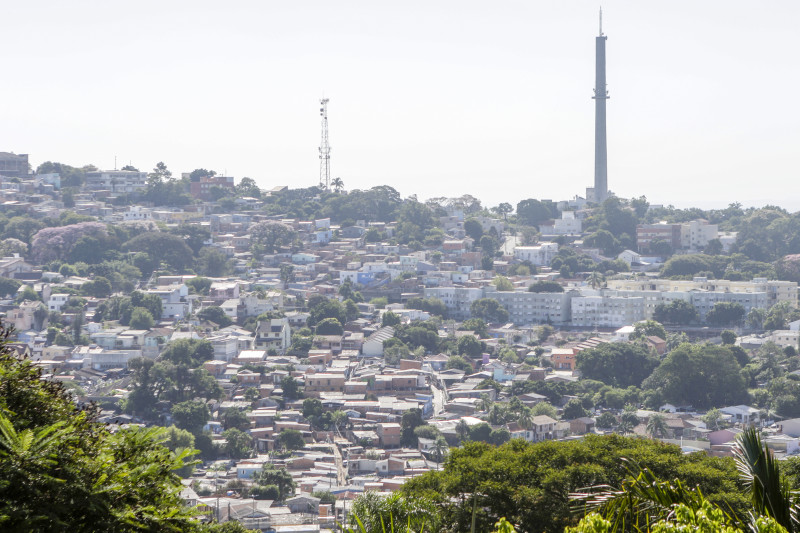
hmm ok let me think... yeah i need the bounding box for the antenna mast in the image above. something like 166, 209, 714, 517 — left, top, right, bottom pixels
599, 7, 603, 36
318, 98, 331, 190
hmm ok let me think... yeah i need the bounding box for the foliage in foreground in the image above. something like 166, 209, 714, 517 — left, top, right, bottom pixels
0, 324, 244, 532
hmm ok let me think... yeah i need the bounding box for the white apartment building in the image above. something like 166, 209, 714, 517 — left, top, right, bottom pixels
608, 277, 796, 310
540, 212, 582, 235
145, 284, 192, 320
85, 170, 148, 193
423, 286, 484, 320
513, 243, 559, 266
571, 294, 645, 328
680, 220, 718, 251
483, 287, 573, 325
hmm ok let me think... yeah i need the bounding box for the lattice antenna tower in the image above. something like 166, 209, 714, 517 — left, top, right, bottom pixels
318, 98, 331, 189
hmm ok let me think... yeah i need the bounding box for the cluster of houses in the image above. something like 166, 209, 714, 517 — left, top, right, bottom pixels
2, 163, 800, 531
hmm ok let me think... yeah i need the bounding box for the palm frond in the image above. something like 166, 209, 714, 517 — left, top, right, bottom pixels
570, 459, 729, 533
733, 426, 799, 533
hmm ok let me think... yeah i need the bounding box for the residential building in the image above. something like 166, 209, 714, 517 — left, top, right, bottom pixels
571, 294, 645, 327
513, 243, 559, 266
85, 170, 148, 193
254, 317, 291, 353
483, 286, 573, 325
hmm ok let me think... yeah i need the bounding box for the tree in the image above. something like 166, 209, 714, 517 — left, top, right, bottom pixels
197, 247, 232, 277
0, 334, 202, 531
129, 307, 155, 330
587, 270, 606, 290
82, 276, 113, 298
470, 298, 510, 323
276, 429, 305, 451
516, 198, 555, 226
331, 177, 344, 193
124, 231, 194, 273
252, 465, 296, 502
446, 355, 473, 373
643, 343, 748, 409
400, 409, 426, 447
703, 408, 724, 430
630, 320, 668, 341
528, 280, 564, 293
197, 306, 233, 327
495, 202, 513, 221
575, 343, 659, 388
493, 276, 513, 291
464, 219, 484, 241
221, 408, 251, 431
399, 435, 745, 533
30, 221, 109, 263
721, 330, 737, 345
250, 221, 296, 255
381, 311, 401, 327
222, 428, 253, 459
563, 398, 589, 420
171, 400, 210, 434
596, 412, 617, 429
706, 302, 746, 326
0, 277, 21, 297
456, 335, 483, 358
315, 317, 344, 335
646, 413, 669, 438
281, 376, 300, 400
653, 299, 698, 325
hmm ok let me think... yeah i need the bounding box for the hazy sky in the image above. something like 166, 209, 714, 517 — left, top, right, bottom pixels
4, 1, 799, 211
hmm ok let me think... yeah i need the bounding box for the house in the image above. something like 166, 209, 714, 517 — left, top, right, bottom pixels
286, 495, 320, 514
376, 423, 402, 448
362, 326, 395, 357
569, 417, 596, 435
645, 336, 667, 355
720, 405, 761, 426
254, 317, 291, 353
507, 415, 563, 442
551, 348, 576, 371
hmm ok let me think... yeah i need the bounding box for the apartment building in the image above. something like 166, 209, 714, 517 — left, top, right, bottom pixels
482, 286, 572, 325
571, 295, 645, 327
254, 317, 291, 353
85, 170, 147, 193
423, 286, 483, 320
513, 243, 559, 266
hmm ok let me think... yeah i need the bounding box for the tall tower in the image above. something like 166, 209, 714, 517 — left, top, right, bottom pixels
318, 98, 331, 190
592, 8, 609, 203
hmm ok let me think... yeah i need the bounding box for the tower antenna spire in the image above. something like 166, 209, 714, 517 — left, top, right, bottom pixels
318, 98, 331, 190
599, 6, 603, 36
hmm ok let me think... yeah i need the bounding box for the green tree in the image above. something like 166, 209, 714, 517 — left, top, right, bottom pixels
563, 398, 589, 419
653, 299, 699, 325
171, 400, 210, 434
706, 302, 746, 326
576, 343, 659, 388
493, 276, 513, 291
315, 317, 344, 335
630, 320, 668, 341
400, 409, 426, 447
197, 306, 233, 327
470, 298, 510, 323
281, 376, 300, 400
222, 428, 253, 459
381, 310, 402, 327
253, 465, 296, 502
0, 336, 202, 531
528, 280, 564, 293
276, 429, 306, 451
129, 306, 154, 330
221, 407, 251, 431
644, 343, 748, 409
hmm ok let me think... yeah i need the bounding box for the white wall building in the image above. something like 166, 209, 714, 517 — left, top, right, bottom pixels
513, 243, 559, 266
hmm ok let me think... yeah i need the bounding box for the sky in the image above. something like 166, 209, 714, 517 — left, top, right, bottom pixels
3, 1, 800, 211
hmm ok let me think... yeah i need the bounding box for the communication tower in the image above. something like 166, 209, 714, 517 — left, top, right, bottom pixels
318, 98, 331, 189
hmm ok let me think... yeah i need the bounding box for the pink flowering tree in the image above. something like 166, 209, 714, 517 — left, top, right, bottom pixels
30, 222, 108, 263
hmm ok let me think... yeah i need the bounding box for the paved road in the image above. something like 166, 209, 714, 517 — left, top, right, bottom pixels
501, 235, 518, 255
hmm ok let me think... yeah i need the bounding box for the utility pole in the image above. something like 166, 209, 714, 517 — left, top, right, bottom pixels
318, 98, 331, 190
